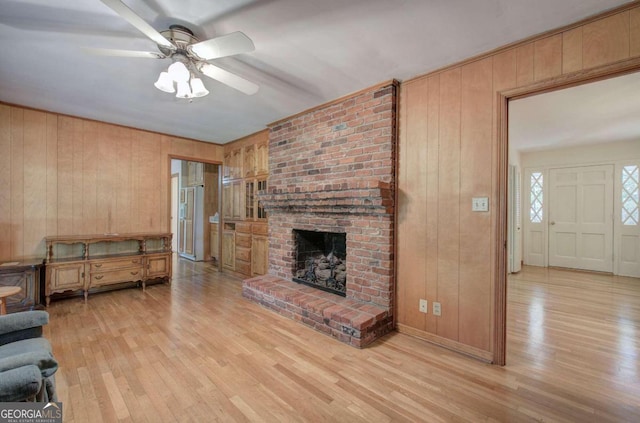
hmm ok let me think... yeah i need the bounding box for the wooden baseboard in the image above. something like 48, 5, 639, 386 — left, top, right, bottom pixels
396, 323, 494, 363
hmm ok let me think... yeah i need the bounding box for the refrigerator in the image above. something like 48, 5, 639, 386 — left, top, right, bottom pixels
178, 185, 205, 261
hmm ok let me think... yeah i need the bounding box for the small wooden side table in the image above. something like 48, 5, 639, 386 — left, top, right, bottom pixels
0, 286, 21, 315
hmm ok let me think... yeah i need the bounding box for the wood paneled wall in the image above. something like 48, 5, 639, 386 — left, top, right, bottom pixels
397, 3, 640, 361
0, 104, 223, 261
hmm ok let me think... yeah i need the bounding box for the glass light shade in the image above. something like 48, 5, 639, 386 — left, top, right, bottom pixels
168, 61, 190, 82
175, 80, 192, 98
154, 72, 175, 93
190, 78, 209, 98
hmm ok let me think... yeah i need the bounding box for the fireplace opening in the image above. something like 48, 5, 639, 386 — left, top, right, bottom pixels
293, 230, 347, 296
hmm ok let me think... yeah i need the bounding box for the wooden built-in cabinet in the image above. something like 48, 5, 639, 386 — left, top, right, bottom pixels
221, 130, 269, 277
44, 233, 172, 304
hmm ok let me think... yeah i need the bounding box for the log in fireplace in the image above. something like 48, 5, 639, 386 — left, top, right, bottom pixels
293, 230, 347, 296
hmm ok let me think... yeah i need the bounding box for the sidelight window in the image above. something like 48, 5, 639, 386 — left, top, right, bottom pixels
530, 172, 543, 223
622, 165, 639, 226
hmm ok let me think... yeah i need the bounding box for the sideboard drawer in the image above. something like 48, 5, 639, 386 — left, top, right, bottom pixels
90, 257, 143, 272
89, 267, 144, 287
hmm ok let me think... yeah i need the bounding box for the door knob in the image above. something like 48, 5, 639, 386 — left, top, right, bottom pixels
550, 221, 555, 225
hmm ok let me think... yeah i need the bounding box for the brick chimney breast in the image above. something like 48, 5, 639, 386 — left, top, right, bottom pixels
243, 82, 398, 348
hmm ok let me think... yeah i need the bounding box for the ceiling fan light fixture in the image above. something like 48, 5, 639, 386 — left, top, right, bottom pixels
190, 78, 209, 98
87, 3, 259, 102
168, 61, 190, 82
175, 80, 192, 98
154, 71, 175, 93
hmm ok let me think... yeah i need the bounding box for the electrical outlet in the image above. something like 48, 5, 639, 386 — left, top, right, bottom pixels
472, 197, 489, 212
433, 301, 442, 316
419, 299, 428, 313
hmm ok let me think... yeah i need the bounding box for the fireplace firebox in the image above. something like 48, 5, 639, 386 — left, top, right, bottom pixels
293, 230, 347, 296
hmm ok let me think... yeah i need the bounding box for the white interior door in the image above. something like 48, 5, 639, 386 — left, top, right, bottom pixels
508, 165, 523, 273
548, 165, 613, 272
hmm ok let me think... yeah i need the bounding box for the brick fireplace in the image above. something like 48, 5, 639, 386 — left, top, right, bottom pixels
242, 81, 397, 347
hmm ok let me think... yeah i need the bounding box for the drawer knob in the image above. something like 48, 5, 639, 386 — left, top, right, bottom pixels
130, 271, 138, 275
95, 263, 102, 268
95, 275, 103, 280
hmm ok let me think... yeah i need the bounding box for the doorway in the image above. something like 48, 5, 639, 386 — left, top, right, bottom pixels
509, 71, 640, 277
502, 68, 640, 365
171, 173, 179, 252
170, 159, 221, 264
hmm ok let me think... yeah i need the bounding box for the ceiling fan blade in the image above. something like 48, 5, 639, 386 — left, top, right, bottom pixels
83, 47, 165, 59
199, 63, 259, 95
188, 32, 255, 60
99, 0, 175, 50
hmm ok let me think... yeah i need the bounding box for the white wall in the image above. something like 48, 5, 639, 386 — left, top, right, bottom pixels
521, 140, 640, 277
521, 140, 640, 167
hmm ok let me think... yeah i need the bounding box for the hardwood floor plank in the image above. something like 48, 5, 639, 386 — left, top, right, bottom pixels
44, 259, 640, 422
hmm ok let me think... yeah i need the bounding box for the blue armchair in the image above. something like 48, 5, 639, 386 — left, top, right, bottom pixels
0, 311, 58, 402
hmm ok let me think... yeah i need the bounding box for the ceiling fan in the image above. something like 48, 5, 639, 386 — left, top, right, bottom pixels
86, 0, 259, 98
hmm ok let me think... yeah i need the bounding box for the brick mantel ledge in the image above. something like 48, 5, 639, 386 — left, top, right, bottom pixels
258, 180, 393, 216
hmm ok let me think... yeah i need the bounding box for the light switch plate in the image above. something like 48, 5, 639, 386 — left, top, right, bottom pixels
472, 197, 489, 212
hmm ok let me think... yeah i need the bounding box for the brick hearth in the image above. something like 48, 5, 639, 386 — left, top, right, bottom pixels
243, 276, 392, 348
243, 81, 397, 348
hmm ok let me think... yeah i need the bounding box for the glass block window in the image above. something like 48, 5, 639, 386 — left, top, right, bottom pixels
622, 165, 639, 226
530, 172, 543, 223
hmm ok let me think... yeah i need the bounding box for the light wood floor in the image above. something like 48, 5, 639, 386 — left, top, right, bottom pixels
43, 260, 640, 422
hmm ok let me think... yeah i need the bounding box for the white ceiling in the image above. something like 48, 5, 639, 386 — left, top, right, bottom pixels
0, 0, 633, 143
510, 71, 640, 152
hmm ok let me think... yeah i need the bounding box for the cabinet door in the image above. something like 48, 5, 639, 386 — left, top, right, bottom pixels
222, 230, 236, 270
223, 151, 232, 180
251, 236, 269, 276
47, 262, 85, 292
244, 145, 256, 178
231, 148, 243, 179
146, 253, 171, 279
222, 183, 233, 219
232, 180, 243, 220
245, 180, 255, 220
256, 141, 268, 175
256, 179, 268, 220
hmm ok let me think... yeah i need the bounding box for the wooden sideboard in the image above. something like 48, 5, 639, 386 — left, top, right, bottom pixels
0, 260, 43, 312
44, 233, 172, 305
